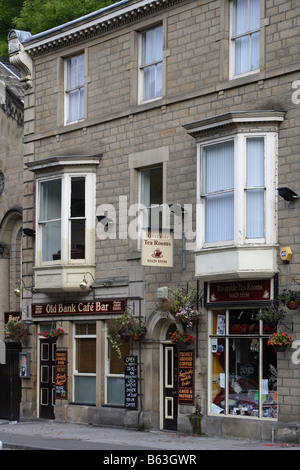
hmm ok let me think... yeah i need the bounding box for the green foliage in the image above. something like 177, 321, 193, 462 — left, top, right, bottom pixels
255, 305, 285, 325
4, 318, 28, 344
0, 0, 24, 56
0, 0, 118, 57
105, 311, 146, 358
13, 0, 117, 34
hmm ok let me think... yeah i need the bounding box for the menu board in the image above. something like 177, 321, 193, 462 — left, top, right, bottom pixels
124, 355, 138, 409
55, 350, 67, 399
178, 350, 194, 405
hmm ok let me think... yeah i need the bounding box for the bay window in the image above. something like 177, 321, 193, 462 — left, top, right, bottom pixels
183, 110, 285, 281
27, 154, 100, 291
246, 137, 264, 239
39, 178, 62, 262
201, 134, 266, 246
38, 174, 89, 263
202, 141, 234, 243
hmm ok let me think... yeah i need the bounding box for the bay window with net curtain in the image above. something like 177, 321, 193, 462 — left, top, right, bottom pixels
201, 135, 265, 246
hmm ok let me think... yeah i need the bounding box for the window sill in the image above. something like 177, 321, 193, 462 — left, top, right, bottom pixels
69, 402, 96, 406
34, 264, 95, 292
195, 245, 278, 281
102, 404, 125, 409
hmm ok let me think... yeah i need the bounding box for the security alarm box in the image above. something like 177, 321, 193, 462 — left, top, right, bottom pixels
280, 246, 292, 263
157, 286, 169, 299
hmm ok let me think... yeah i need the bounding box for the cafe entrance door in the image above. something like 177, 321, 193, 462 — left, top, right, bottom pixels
39, 339, 56, 419
163, 345, 178, 431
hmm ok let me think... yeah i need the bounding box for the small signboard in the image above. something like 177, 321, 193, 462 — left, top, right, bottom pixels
32, 299, 126, 317
141, 229, 173, 267
207, 279, 272, 304
4, 312, 22, 323
178, 350, 194, 405
55, 350, 67, 399
124, 355, 138, 410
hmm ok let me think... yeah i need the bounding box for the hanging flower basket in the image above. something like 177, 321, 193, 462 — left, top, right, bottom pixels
175, 307, 201, 328
169, 330, 195, 348
286, 301, 300, 310
4, 319, 28, 345
37, 328, 64, 339
255, 305, 285, 325
131, 334, 143, 341
105, 311, 146, 357
278, 289, 300, 309
273, 344, 288, 353
267, 332, 293, 352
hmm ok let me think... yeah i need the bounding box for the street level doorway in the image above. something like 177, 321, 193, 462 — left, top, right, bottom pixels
163, 344, 178, 430
0, 342, 21, 421
39, 339, 56, 419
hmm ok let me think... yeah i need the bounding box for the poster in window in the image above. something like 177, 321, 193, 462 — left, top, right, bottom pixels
55, 350, 67, 399
178, 350, 194, 405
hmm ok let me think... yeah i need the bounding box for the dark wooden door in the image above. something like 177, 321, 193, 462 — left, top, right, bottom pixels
40, 339, 56, 419
163, 345, 178, 430
0, 342, 21, 421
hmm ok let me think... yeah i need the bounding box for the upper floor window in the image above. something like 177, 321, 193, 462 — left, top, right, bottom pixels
202, 136, 265, 244
182, 112, 286, 251
139, 25, 163, 103
140, 165, 163, 230
231, 0, 260, 77
65, 54, 84, 124
36, 170, 96, 266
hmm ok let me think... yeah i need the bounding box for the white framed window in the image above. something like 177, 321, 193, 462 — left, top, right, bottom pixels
37, 172, 95, 265
139, 25, 163, 103
74, 323, 96, 404
65, 54, 84, 124
139, 165, 163, 230
105, 333, 130, 406
198, 132, 275, 249
184, 111, 284, 280
231, 0, 260, 77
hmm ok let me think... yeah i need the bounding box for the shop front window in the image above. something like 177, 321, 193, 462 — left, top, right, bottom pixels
106, 337, 130, 406
210, 309, 277, 418
74, 323, 96, 404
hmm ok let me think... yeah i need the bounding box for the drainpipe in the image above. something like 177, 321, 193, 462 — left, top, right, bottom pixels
137, 297, 143, 430
196, 279, 199, 358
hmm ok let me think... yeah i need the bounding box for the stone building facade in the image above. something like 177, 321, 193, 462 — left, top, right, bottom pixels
8, 0, 300, 442
0, 60, 24, 338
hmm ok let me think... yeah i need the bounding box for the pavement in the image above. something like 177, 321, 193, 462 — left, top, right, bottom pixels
0, 419, 299, 453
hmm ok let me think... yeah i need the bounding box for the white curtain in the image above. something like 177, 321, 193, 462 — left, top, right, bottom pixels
203, 141, 234, 243
246, 138, 264, 238
234, 0, 260, 74
67, 54, 84, 122
39, 179, 62, 261
142, 26, 163, 101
